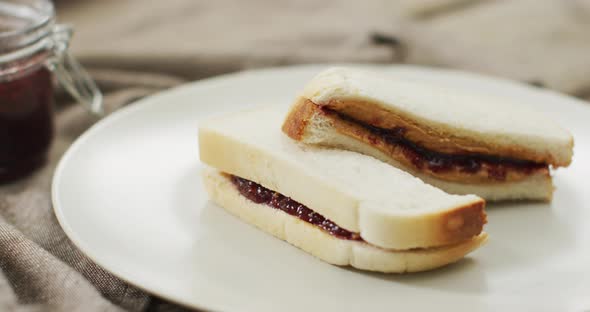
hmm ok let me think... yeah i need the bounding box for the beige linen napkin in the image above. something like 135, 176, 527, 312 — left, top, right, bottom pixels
404, 0, 590, 96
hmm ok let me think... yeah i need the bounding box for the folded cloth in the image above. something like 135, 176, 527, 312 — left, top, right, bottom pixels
58, 0, 590, 95
57, 0, 406, 80
405, 0, 590, 95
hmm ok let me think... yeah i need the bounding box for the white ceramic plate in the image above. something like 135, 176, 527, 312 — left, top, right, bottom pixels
53, 65, 590, 312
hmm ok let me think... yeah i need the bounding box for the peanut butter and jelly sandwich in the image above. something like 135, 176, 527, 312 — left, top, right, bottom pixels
282, 67, 574, 201
199, 108, 487, 273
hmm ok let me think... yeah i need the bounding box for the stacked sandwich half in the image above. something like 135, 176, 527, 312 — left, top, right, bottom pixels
199, 67, 573, 273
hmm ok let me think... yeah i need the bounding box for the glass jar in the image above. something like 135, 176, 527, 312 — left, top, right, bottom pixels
0, 0, 101, 183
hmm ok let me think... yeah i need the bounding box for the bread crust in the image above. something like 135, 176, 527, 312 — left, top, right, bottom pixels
438, 201, 488, 244
282, 96, 316, 141
203, 169, 488, 273
283, 99, 550, 184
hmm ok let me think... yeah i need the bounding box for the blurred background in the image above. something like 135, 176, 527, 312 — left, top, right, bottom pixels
53, 0, 590, 107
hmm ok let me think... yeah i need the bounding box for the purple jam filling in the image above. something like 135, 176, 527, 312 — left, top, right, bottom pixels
230, 175, 362, 241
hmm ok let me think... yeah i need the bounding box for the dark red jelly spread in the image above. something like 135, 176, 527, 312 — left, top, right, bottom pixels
334, 111, 546, 180
0, 67, 54, 183
230, 175, 362, 241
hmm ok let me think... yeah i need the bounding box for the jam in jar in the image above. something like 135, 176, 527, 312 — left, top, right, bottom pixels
0, 66, 53, 182
0, 0, 102, 183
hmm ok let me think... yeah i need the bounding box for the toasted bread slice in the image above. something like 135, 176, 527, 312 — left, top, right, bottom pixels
199, 108, 486, 250
203, 169, 488, 273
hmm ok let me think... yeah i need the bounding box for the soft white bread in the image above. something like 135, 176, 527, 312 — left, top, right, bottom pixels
203, 169, 488, 273
300, 67, 573, 166
199, 108, 486, 250
293, 106, 554, 201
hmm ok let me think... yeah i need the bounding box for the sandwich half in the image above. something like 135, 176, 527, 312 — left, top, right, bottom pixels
283, 67, 574, 201
199, 108, 487, 273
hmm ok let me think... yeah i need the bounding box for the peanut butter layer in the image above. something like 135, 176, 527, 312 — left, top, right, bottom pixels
283, 99, 549, 184
316, 98, 562, 166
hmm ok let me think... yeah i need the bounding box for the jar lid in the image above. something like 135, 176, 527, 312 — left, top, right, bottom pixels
0, 0, 54, 52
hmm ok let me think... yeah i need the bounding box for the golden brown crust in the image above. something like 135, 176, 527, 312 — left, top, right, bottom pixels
318, 98, 564, 166
281, 98, 316, 141
438, 200, 487, 245
282, 99, 550, 184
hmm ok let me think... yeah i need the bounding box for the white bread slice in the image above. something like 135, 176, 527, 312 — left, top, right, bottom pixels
300, 67, 573, 166
199, 108, 486, 250
203, 169, 488, 273
296, 108, 554, 201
